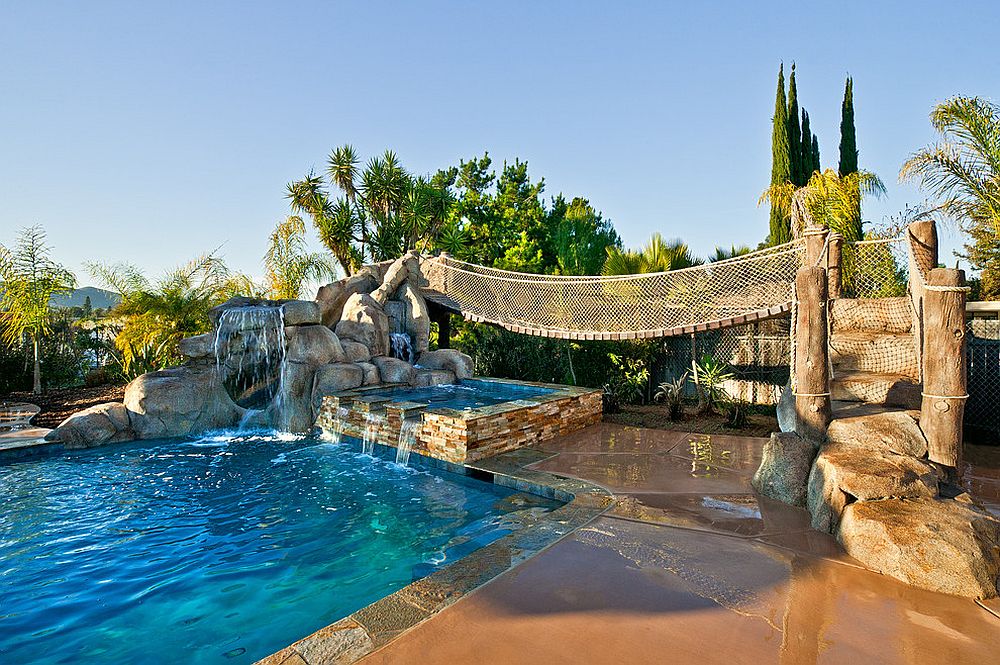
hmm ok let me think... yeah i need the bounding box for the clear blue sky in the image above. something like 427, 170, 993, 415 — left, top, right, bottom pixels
2, 1, 997, 285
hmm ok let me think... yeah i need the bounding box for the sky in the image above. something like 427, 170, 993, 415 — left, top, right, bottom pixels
2, 1, 998, 287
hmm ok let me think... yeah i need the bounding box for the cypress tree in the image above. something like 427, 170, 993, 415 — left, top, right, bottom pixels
800, 109, 813, 181
787, 64, 802, 185
838, 76, 861, 238
769, 64, 792, 245
811, 134, 820, 174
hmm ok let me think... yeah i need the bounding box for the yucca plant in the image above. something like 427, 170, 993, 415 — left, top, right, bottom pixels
690, 354, 733, 415
654, 371, 688, 420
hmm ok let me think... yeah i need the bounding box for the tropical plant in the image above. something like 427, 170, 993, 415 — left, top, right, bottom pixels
88, 253, 256, 374
725, 398, 750, 429
709, 245, 753, 262
606, 353, 650, 405
602, 234, 702, 275
654, 371, 688, 420
287, 146, 458, 272
263, 216, 336, 299
0, 226, 77, 393
690, 354, 733, 415
760, 168, 885, 241
901, 96, 1000, 298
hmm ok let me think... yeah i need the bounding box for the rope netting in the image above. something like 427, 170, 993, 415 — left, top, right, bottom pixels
420, 241, 806, 339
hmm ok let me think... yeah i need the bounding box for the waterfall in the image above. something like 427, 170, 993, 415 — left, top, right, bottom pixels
395, 419, 419, 466
361, 412, 383, 456
389, 333, 414, 363
324, 406, 349, 444
213, 305, 287, 424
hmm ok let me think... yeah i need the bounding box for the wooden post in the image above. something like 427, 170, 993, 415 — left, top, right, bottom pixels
907, 220, 939, 388
919, 268, 968, 474
795, 266, 832, 442
804, 228, 829, 267
828, 233, 843, 299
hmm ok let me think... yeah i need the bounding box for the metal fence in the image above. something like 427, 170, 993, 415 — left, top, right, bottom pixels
967, 318, 1000, 441
656, 318, 791, 406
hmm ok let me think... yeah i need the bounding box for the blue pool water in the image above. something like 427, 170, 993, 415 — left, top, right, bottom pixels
364, 379, 553, 410
0, 432, 554, 664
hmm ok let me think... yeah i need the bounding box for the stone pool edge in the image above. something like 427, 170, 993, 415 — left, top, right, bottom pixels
255, 445, 614, 665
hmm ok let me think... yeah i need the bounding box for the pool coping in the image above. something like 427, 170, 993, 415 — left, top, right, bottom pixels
255, 441, 614, 665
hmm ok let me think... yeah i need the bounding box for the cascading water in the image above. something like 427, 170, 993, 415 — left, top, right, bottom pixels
213, 305, 287, 427
395, 419, 419, 466
324, 406, 349, 444
361, 412, 383, 456
389, 332, 414, 364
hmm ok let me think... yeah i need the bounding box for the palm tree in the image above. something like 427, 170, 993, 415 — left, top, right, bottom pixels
901, 97, 1000, 297
88, 253, 258, 378
760, 168, 885, 241
0, 226, 77, 393
709, 245, 753, 262
264, 216, 336, 299
602, 234, 702, 275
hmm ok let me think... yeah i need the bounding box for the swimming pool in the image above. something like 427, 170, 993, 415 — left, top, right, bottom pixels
362, 378, 554, 410
0, 432, 557, 664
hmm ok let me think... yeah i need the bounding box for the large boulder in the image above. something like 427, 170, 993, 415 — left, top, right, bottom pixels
397, 282, 431, 354
315, 272, 380, 327
124, 365, 242, 439
807, 441, 939, 533
751, 432, 816, 507
45, 402, 133, 448
280, 300, 321, 326
341, 340, 371, 363
417, 349, 474, 380
371, 252, 419, 305
312, 363, 365, 413
827, 411, 927, 458
178, 333, 215, 362
335, 293, 390, 357
838, 498, 1000, 599
271, 362, 316, 433
285, 325, 345, 366
412, 368, 456, 387
372, 356, 416, 384
357, 362, 380, 385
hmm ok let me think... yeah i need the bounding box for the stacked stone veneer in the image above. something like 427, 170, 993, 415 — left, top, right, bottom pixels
318, 379, 603, 465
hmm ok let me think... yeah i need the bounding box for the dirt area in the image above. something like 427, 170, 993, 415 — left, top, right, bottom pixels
2, 384, 126, 429
604, 403, 777, 437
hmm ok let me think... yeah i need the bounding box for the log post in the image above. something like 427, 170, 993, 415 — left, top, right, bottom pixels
795, 266, 832, 442
804, 228, 829, 267
907, 219, 939, 389
919, 268, 968, 474
828, 233, 843, 299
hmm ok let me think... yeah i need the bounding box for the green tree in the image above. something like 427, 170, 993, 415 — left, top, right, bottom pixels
0, 226, 77, 393
811, 135, 821, 175
801, 109, 814, 179
769, 64, 793, 245
787, 64, 803, 186
839, 76, 861, 239
263, 216, 336, 299
602, 234, 702, 275
901, 96, 1000, 298
760, 168, 885, 241
709, 245, 753, 262
549, 196, 621, 275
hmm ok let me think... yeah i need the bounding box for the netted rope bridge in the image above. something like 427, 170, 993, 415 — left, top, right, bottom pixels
418, 240, 806, 341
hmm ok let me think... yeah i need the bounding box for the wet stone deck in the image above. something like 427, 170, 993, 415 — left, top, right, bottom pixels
351, 423, 1000, 665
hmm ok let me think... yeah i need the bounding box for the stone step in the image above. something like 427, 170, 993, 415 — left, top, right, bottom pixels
831, 370, 922, 409
830, 330, 919, 377
830, 297, 912, 334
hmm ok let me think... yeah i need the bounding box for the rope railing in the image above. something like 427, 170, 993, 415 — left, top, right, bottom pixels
420, 240, 806, 340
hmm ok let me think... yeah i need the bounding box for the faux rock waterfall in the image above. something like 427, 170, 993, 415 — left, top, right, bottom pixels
46, 251, 474, 446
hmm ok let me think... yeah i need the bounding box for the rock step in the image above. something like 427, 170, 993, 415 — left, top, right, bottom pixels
831, 370, 922, 409
830, 297, 912, 334
830, 330, 918, 377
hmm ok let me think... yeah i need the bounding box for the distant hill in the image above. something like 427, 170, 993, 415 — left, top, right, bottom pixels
51, 287, 120, 310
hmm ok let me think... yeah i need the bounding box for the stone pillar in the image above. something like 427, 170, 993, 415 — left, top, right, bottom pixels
794, 266, 831, 442
827, 233, 843, 299
919, 268, 968, 474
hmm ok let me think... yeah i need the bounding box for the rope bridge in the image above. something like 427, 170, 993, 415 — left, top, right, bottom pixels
419, 240, 806, 341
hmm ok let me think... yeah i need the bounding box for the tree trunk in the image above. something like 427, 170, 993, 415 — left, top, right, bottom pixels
794, 266, 831, 442
33, 338, 42, 394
